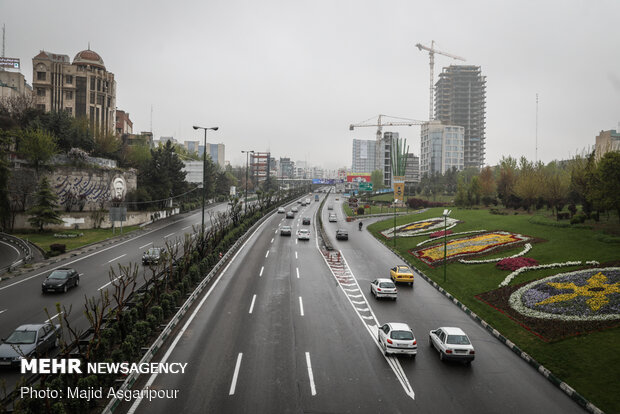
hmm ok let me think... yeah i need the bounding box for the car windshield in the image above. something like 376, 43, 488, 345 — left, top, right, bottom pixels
282, 226, 291, 230
147, 248, 160, 255
379, 282, 395, 288
447, 335, 471, 345
397, 267, 413, 274
299, 230, 309, 234
48, 271, 69, 280
5, 330, 36, 344
391, 330, 414, 340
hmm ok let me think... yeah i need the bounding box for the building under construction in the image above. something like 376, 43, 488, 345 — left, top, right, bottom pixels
250, 152, 271, 185
435, 65, 486, 169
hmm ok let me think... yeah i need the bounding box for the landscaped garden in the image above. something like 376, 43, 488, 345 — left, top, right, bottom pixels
368, 207, 620, 413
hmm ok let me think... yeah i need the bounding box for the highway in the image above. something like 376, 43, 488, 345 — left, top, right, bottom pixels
121, 193, 584, 414
0, 202, 230, 389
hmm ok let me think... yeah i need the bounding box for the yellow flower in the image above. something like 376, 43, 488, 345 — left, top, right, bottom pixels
536, 272, 620, 312
420, 233, 519, 261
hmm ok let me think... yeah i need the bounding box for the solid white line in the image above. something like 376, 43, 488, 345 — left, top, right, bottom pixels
164, 232, 175, 238
271, 238, 274, 243
139, 242, 152, 250
295, 239, 298, 245
305, 352, 317, 396
127, 215, 270, 413
249, 294, 257, 314
46, 312, 63, 323
0, 240, 21, 255
107, 254, 126, 263
98, 276, 121, 291
296, 267, 300, 279
182, 226, 191, 231
0, 309, 6, 315
259, 266, 264, 277
295, 251, 298, 259
299, 296, 304, 316
229, 353, 243, 395
265, 250, 269, 258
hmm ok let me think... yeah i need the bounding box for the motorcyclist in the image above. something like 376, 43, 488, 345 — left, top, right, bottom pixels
358, 221, 363, 231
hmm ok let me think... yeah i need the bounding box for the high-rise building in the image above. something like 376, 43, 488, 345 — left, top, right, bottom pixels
351, 139, 377, 173
382, 132, 397, 187
595, 129, 620, 159
435, 65, 486, 169
278, 157, 295, 178
404, 153, 420, 185
207, 143, 225, 169
420, 121, 464, 176
185, 140, 200, 154
32, 49, 116, 132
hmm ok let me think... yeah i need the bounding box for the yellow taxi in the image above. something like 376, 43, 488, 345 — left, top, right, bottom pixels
390, 265, 414, 286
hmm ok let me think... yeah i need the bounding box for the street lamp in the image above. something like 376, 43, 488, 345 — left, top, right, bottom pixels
193, 125, 219, 233
241, 150, 254, 214
393, 199, 398, 248
443, 209, 452, 283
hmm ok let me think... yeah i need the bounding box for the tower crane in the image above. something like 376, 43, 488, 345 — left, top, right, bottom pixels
415, 41, 466, 121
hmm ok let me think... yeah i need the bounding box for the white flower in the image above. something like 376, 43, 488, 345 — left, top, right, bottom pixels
499, 260, 589, 287
459, 243, 532, 264
416, 230, 487, 247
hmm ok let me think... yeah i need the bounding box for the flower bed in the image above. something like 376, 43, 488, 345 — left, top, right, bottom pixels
429, 230, 453, 238
459, 243, 531, 264
476, 267, 620, 341
411, 231, 531, 265
496, 257, 539, 271
380, 217, 459, 239
417, 229, 487, 247
499, 260, 600, 287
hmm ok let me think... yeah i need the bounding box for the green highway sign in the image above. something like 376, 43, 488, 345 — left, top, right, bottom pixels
359, 182, 373, 191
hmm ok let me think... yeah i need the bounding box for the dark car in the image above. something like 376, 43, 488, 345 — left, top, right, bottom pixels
142, 247, 166, 265
280, 225, 292, 236
0, 323, 60, 367
41, 268, 79, 293
302, 217, 311, 225
336, 229, 348, 240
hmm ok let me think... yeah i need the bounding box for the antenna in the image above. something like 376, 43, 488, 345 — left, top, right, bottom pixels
2, 24, 5, 58
150, 105, 153, 133
535, 93, 539, 163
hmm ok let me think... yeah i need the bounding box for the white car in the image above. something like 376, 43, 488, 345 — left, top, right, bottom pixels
297, 229, 310, 240
328, 214, 337, 222
429, 327, 475, 364
277, 207, 285, 214
292, 206, 299, 212
370, 278, 397, 300
378, 323, 417, 357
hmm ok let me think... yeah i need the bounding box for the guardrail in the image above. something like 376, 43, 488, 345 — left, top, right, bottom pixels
0, 232, 33, 274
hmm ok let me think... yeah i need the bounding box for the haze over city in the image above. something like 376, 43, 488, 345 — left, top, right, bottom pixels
3, 0, 619, 168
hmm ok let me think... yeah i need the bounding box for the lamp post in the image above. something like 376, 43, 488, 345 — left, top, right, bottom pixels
193, 125, 219, 233
393, 199, 397, 248
241, 150, 254, 214
443, 209, 452, 283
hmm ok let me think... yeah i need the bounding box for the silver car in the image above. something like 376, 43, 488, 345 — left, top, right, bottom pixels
0, 323, 60, 367
370, 278, 397, 300
297, 229, 310, 240
378, 322, 417, 357
429, 327, 475, 364
280, 225, 292, 236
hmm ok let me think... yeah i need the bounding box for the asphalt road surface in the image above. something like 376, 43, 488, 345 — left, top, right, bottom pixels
121, 193, 585, 414
0, 239, 22, 272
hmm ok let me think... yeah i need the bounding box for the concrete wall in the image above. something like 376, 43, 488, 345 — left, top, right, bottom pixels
12, 208, 180, 231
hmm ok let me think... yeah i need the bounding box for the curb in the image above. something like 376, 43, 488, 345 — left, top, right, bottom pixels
388, 248, 605, 414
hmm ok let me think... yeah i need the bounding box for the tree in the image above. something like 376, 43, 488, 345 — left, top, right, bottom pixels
479, 166, 496, 204
27, 177, 63, 231
514, 157, 543, 212
139, 141, 188, 208
497, 156, 517, 207
467, 176, 482, 205
371, 169, 384, 190
17, 128, 57, 176
0, 131, 11, 230
596, 152, 620, 222
542, 161, 570, 218
92, 129, 120, 158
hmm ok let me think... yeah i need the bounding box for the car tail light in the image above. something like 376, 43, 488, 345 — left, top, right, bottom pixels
377, 288, 382, 292
446, 349, 453, 354
387, 339, 393, 344
469, 350, 475, 355
412, 340, 417, 345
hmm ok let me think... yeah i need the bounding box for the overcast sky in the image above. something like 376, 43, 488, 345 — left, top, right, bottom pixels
4, 0, 620, 169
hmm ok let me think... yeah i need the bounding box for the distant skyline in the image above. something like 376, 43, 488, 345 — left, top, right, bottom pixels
3, 0, 619, 169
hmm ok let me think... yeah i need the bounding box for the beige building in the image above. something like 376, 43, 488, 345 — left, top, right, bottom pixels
32, 49, 116, 132
595, 129, 620, 159
0, 70, 31, 97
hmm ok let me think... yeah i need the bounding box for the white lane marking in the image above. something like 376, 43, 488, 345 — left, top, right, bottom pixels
296, 267, 300, 279
139, 242, 152, 250
271, 238, 274, 243
348, 294, 363, 298
259, 266, 264, 277
343, 288, 359, 292
128, 215, 270, 413
356, 307, 370, 312
164, 232, 175, 238
0, 309, 6, 315
351, 300, 366, 305
182, 226, 191, 231
46, 312, 63, 323
275, 229, 278, 234
265, 250, 269, 258
305, 352, 317, 396
0, 240, 21, 255
295, 239, 298, 245
299, 296, 304, 316
229, 353, 243, 395
106, 254, 126, 264
98, 276, 121, 291
295, 251, 298, 259
361, 315, 374, 320
249, 294, 257, 314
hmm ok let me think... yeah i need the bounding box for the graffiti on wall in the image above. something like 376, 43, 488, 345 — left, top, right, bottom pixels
54, 175, 112, 206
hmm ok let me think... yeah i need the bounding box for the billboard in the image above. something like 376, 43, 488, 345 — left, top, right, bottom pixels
0, 57, 20, 69
393, 176, 406, 202
312, 178, 344, 185
346, 173, 371, 183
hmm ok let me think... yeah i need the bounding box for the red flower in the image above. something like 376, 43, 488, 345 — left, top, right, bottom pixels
430, 230, 453, 238
496, 257, 539, 271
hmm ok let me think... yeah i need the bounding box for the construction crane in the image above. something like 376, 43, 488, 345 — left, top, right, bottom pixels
415, 41, 466, 121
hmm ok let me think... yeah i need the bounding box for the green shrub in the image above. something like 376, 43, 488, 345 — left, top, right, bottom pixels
571, 213, 586, 225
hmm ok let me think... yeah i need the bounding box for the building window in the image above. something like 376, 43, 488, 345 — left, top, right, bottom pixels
37, 104, 45, 111
36, 72, 46, 81
65, 107, 73, 115
90, 76, 95, 90
97, 94, 104, 105
90, 93, 95, 104
97, 79, 101, 91
37, 88, 45, 97
66, 91, 73, 99
65, 75, 73, 84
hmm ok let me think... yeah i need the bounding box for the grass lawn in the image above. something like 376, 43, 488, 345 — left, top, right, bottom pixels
14, 226, 142, 253
368, 207, 620, 413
